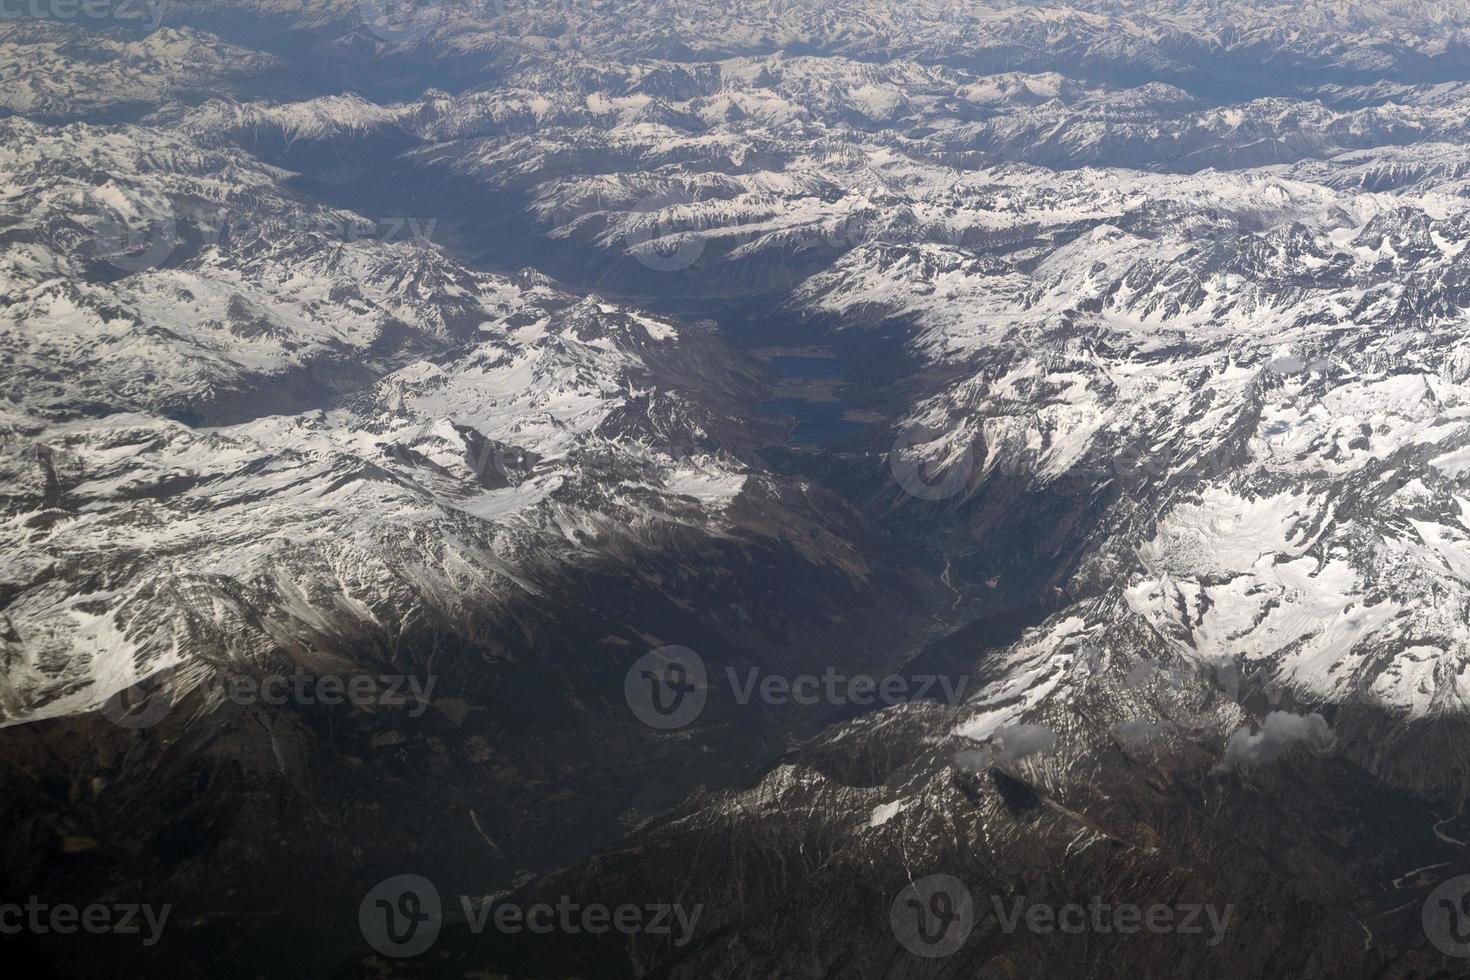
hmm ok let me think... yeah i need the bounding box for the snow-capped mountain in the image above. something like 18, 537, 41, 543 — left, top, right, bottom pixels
0, 23, 284, 119
10, 1, 1470, 977
0, 91, 924, 969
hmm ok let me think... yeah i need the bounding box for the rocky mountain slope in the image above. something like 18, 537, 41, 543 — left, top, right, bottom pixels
0, 74, 928, 977
9, 2, 1470, 977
